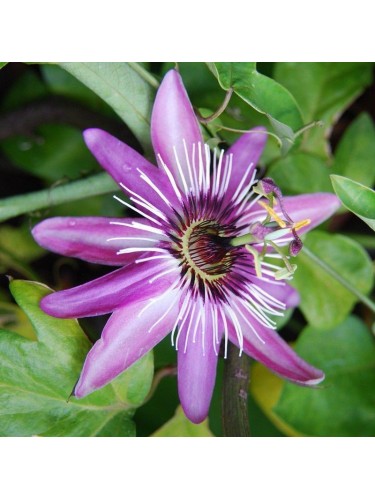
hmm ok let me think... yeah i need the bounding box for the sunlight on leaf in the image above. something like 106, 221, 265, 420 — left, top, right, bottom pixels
250, 362, 302, 437
331, 175, 375, 231
59, 63, 157, 152
209, 62, 303, 153
0, 280, 153, 436
274, 316, 375, 436
152, 405, 213, 437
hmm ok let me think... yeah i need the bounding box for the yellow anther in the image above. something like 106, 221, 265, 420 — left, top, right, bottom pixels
293, 218, 311, 231
258, 201, 286, 228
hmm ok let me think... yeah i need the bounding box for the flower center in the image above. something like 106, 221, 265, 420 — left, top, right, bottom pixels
178, 220, 234, 283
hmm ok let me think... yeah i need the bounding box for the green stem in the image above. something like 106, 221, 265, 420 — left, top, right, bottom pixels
230, 233, 256, 246
302, 246, 375, 314
197, 88, 234, 124
0, 172, 118, 223
222, 343, 251, 437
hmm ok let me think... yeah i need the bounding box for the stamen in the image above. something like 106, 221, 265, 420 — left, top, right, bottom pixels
258, 201, 286, 228
293, 218, 311, 231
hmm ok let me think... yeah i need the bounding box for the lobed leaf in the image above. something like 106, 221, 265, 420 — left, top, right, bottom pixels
0, 280, 153, 436
274, 316, 375, 436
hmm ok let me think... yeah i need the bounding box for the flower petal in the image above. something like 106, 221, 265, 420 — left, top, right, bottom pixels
246, 192, 340, 233
74, 288, 181, 398
83, 128, 180, 217
250, 277, 300, 309
281, 193, 341, 234
223, 126, 267, 204
32, 216, 166, 266
41, 258, 179, 318
151, 69, 203, 192
177, 298, 222, 424
228, 298, 324, 385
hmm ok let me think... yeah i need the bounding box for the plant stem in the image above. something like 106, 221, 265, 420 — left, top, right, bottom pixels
197, 88, 234, 124
222, 343, 251, 437
302, 246, 375, 314
0, 172, 118, 223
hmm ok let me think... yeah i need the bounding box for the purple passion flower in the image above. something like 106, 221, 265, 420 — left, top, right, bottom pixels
32, 69, 340, 423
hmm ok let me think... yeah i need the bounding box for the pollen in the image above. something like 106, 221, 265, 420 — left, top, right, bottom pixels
258, 201, 286, 228
293, 218, 311, 231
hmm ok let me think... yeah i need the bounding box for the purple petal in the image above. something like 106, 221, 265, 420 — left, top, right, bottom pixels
32, 216, 166, 266
177, 299, 222, 424
281, 193, 340, 234
83, 128, 180, 217
41, 258, 179, 318
228, 298, 324, 385
151, 69, 203, 192
251, 277, 300, 309
247, 193, 340, 234
223, 127, 267, 204
74, 288, 181, 398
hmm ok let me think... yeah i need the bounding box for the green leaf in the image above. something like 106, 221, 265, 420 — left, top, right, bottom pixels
58, 63, 157, 152
274, 62, 373, 157
0, 223, 44, 279
0, 63, 7, 70
267, 152, 332, 195
152, 405, 213, 437
0, 224, 44, 263
209, 62, 303, 153
332, 113, 375, 187
293, 231, 374, 328
0, 69, 47, 111
41, 64, 116, 115
274, 316, 375, 436
1, 124, 99, 182
0, 280, 153, 436
331, 175, 375, 231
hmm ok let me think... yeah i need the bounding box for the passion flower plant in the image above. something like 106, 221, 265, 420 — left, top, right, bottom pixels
32, 69, 340, 423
